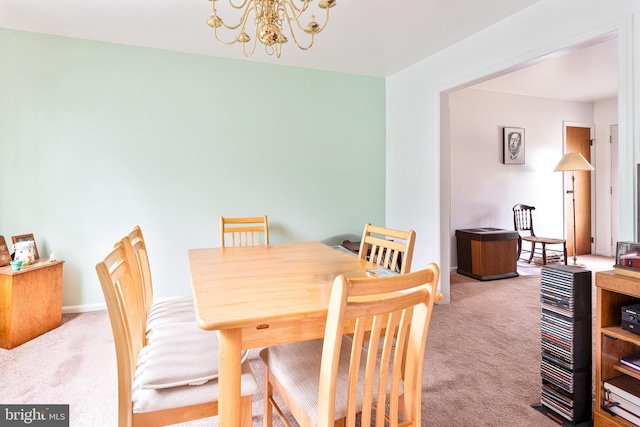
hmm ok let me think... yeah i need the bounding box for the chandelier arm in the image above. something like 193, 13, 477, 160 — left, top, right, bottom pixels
282, 13, 314, 50
227, 0, 251, 10
211, 8, 252, 47
281, 0, 311, 23
241, 40, 258, 56
214, 0, 256, 31
283, 0, 330, 34
212, 25, 240, 45
313, 4, 331, 33
241, 21, 259, 57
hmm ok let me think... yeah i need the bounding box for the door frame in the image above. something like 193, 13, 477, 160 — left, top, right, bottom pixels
562, 121, 595, 255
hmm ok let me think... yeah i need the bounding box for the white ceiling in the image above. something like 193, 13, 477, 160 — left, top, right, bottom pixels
0, 0, 541, 78
0, 0, 617, 102
471, 36, 618, 103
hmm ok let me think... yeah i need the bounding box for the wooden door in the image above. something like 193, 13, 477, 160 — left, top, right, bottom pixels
565, 126, 592, 256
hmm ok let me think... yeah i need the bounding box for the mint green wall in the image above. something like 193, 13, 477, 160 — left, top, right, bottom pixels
0, 29, 386, 308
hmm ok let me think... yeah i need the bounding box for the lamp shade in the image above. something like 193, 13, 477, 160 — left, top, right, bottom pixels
553, 152, 594, 172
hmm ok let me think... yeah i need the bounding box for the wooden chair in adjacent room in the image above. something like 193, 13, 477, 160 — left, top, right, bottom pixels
96, 242, 257, 427
220, 215, 269, 248
358, 222, 416, 274
513, 204, 567, 265
122, 226, 194, 339
259, 263, 440, 427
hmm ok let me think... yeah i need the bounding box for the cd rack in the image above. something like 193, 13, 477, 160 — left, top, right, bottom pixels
537, 264, 592, 425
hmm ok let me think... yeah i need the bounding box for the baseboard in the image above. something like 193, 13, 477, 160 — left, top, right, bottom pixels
62, 295, 192, 314
593, 250, 613, 257
62, 303, 106, 314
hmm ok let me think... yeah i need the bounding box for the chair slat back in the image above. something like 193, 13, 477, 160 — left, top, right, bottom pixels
95, 244, 146, 427
220, 216, 269, 248
318, 264, 440, 427
358, 223, 416, 274
513, 204, 536, 235
123, 226, 153, 321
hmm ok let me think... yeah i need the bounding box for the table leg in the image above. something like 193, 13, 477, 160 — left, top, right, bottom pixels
218, 328, 243, 427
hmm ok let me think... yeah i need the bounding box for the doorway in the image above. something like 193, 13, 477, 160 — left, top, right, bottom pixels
564, 125, 593, 256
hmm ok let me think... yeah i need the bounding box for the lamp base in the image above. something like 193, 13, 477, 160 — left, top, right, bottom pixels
569, 257, 586, 268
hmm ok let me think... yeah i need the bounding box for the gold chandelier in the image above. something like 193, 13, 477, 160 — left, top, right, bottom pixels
206, 0, 335, 58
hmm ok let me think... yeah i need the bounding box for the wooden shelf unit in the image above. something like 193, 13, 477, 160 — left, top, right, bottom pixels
0, 259, 64, 349
595, 270, 640, 426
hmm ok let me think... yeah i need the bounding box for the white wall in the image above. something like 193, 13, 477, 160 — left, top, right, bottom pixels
387, 0, 639, 304
449, 88, 594, 266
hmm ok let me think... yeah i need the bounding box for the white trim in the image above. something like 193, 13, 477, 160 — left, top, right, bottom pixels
616, 15, 636, 241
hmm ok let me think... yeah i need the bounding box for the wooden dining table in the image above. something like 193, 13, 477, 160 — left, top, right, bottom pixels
188, 240, 377, 426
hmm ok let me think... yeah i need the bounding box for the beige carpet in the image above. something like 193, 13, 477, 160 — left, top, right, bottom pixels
0, 255, 614, 426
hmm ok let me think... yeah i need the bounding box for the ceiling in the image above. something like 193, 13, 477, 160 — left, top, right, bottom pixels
0, 0, 617, 102
470, 36, 618, 103
0, 0, 541, 78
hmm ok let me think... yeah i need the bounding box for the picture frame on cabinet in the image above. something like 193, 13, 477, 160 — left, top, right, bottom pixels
503, 127, 525, 164
614, 241, 640, 278
11, 234, 39, 260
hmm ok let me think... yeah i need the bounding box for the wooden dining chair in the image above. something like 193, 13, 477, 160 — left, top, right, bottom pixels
220, 215, 269, 248
358, 222, 416, 274
513, 204, 567, 265
122, 226, 194, 337
260, 263, 440, 427
96, 243, 257, 427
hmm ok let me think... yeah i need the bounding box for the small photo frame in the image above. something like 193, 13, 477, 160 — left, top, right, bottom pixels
615, 241, 640, 270
11, 234, 39, 260
503, 127, 525, 164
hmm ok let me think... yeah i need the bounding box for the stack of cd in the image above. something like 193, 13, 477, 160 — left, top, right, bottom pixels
538, 265, 592, 424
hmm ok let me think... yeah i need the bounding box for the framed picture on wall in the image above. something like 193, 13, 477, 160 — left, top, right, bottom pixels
503, 127, 525, 164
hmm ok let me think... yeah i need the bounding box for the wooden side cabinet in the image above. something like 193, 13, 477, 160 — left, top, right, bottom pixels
455, 228, 519, 280
595, 270, 640, 426
0, 259, 64, 349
